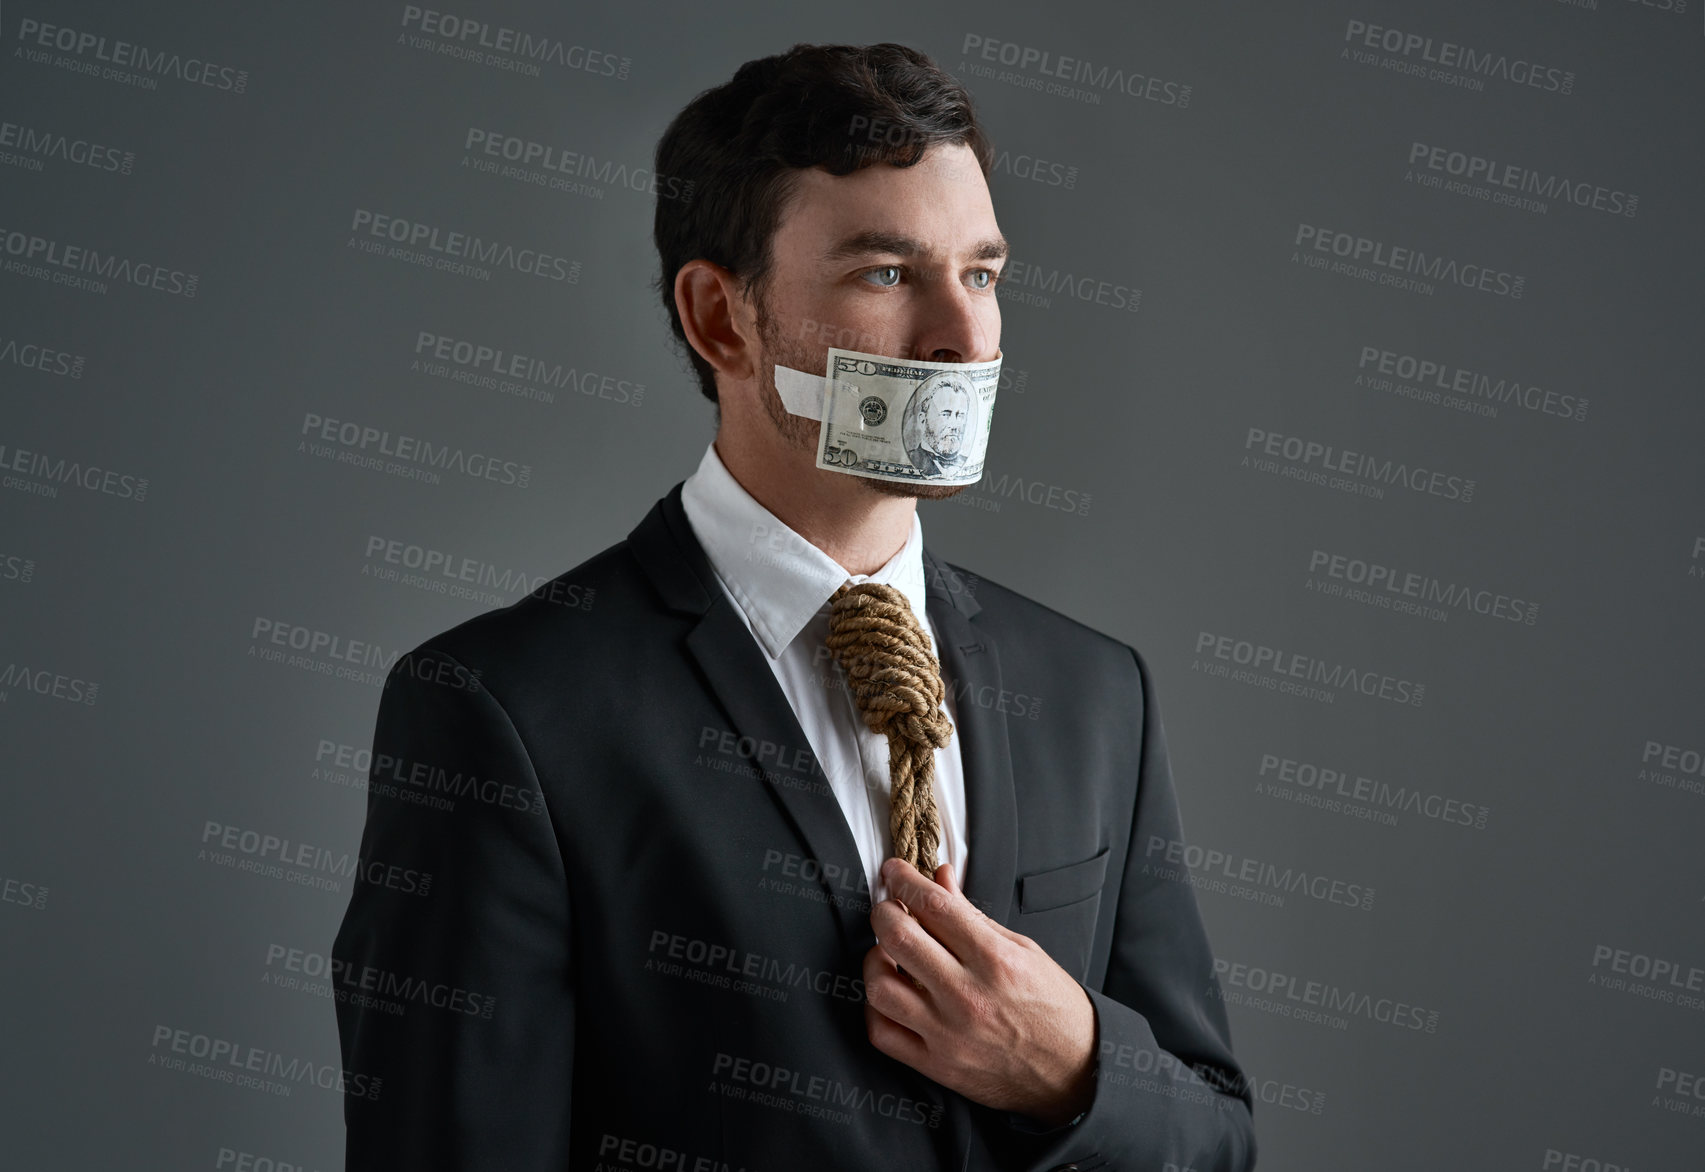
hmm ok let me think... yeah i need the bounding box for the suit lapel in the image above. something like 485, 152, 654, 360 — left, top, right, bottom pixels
921, 544, 1021, 1165
684, 598, 880, 951
630, 483, 874, 951
922, 546, 1019, 929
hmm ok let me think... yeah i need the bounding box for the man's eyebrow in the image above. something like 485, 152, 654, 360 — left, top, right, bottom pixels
820, 230, 1009, 264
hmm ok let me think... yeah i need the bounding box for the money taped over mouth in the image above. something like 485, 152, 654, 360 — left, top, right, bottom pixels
774, 347, 1002, 487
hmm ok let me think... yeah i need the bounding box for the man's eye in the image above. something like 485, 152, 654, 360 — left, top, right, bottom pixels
969, 269, 999, 289
862, 266, 903, 287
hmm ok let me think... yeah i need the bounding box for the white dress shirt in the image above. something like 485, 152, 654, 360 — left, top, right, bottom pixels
680, 438, 967, 907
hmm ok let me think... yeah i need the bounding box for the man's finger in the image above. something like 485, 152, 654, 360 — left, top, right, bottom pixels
883, 857, 984, 960
872, 893, 957, 995
935, 863, 958, 896
935, 861, 1035, 948
864, 943, 932, 1032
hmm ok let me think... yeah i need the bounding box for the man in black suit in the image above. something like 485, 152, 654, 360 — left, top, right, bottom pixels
333, 41, 1256, 1172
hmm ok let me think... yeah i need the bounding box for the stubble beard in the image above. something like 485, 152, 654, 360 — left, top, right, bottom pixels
752, 291, 971, 503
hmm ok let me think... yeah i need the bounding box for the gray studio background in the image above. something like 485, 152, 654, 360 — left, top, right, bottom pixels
4, 1, 1703, 1168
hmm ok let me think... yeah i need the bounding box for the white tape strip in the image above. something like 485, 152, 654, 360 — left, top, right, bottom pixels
773, 364, 827, 419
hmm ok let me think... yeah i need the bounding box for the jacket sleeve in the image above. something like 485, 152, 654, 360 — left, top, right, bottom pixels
331, 647, 575, 1171
989, 645, 1257, 1172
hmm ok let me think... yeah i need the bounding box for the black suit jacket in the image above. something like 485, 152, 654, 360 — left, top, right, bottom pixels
332, 482, 1256, 1171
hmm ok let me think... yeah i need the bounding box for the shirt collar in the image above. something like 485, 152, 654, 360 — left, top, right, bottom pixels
679, 438, 929, 660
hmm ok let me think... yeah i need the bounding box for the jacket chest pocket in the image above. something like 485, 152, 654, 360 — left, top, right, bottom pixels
1012, 847, 1110, 983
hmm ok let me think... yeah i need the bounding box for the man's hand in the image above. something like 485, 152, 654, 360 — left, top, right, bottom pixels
863, 856, 1098, 1126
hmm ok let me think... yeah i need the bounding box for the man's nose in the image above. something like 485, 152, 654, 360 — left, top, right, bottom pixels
914, 277, 996, 363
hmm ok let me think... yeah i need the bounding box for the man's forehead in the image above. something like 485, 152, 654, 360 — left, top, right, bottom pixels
816, 226, 1008, 264
775, 150, 1003, 261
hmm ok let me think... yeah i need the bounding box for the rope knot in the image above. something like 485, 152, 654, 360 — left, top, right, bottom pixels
824, 580, 953, 876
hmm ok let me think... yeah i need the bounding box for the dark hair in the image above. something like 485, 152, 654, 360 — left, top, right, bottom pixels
651, 42, 995, 405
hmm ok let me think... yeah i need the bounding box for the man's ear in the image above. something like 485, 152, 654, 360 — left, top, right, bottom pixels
675, 260, 758, 384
